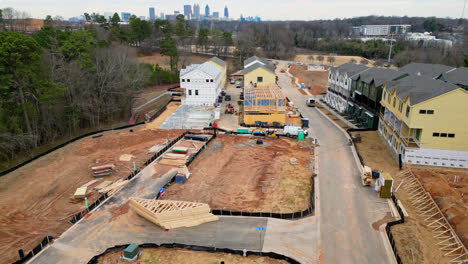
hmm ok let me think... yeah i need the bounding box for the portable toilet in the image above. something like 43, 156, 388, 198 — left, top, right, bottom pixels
122, 244, 140, 261
379, 173, 393, 198
298, 131, 305, 140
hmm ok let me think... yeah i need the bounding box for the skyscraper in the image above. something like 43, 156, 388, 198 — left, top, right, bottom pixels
205, 4, 210, 17
149, 7, 156, 21
193, 4, 200, 19
213, 12, 219, 19
184, 5, 192, 20
160, 12, 165, 19
121, 12, 131, 22
224, 6, 229, 18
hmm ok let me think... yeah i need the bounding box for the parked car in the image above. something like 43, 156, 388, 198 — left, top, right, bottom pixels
236, 83, 241, 88
225, 95, 231, 101
306, 98, 316, 107
283, 126, 308, 137
230, 79, 235, 84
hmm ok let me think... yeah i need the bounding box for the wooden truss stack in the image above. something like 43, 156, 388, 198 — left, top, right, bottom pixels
129, 197, 218, 229
399, 169, 468, 263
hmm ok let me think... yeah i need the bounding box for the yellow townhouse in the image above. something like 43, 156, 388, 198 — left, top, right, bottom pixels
208, 57, 227, 88
379, 74, 468, 168
244, 62, 276, 86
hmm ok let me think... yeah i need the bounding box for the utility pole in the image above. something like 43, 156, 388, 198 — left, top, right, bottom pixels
387, 34, 394, 65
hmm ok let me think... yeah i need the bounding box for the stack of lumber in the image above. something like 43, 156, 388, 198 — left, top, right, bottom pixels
159, 152, 188, 166
74, 187, 87, 198
129, 198, 218, 229
94, 180, 112, 191
99, 179, 128, 196
362, 165, 372, 186
171, 146, 188, 154
91, 164, 115, 177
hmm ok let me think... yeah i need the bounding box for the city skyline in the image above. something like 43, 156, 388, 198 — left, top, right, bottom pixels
2, 0, 466, 21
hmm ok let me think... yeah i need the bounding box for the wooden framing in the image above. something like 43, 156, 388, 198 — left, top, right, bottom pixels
129, 197, 218, 229
398, 169, 468, 263
244, 84, 286, 113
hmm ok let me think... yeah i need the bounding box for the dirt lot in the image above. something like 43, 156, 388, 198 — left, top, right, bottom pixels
289, 65, 328, 95
162, 135, 314, 213
137, 52, 235, 71
294, 54, 375, 67
0, 128, 180, 263
98, 247, 288, 264
350, 130, 468, 263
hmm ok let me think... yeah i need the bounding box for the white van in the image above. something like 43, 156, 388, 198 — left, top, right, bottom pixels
306, 98, 316, 107
283, 126, 308, 137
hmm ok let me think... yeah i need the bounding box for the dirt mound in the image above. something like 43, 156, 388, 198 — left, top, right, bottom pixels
162, 135, 313, 213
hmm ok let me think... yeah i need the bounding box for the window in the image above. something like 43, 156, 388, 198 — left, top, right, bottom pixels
195, 90, 198, 95
257, 76, 263, 83
433, 132, 440, 137
427, 110, 434, 114
187, 79, 190, 82
440, 133, 447, 137
393, 97, 396, 108
448, 133, 455, 138
206, 79, 209, 82
210, 79, 214, 82
383, 92, 386, 100
405, 106, 410, 117
398, 101, 403, 112
387, 95, 391, 104
182, 79, 185, 82
188, 90, 192, 95
419, 109, 426, 114
329, 73, 331, 78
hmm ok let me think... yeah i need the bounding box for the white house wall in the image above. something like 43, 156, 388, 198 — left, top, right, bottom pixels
180, 69, 221, 106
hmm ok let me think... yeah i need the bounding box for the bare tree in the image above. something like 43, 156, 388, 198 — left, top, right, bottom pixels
327, 56, 336, 66
359, 58, 369, 65
317, 55, 324, 65
348, 58, 357, 64
307, 55, 314, 62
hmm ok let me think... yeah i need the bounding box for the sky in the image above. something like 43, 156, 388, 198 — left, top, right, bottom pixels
2, 0, 466, 20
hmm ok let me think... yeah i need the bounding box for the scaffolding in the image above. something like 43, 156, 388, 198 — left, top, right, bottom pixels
244, 84, 286, 113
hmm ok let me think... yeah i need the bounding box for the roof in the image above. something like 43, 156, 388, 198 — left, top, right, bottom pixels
439, 67, 468, 87
398, 63, 454, 79
208, 56, 226, 68
384, 74, 459, 105
244, 62, 275, 75
351, 67, 404, 86
331, 63, 369, 77
180, 61, 221, 77
244, 56, 268, 67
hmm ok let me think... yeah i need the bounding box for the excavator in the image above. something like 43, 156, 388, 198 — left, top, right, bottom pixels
251, 128, 278, 138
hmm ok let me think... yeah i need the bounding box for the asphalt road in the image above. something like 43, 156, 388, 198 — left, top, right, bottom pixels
276, 61, 392, 263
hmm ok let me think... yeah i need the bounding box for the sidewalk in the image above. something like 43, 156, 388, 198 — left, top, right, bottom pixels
316, 101, 358, 129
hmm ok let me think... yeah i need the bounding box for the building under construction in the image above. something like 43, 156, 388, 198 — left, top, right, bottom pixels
242, 84, 287, 126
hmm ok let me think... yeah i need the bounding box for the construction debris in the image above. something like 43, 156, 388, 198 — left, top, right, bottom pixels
91, 164, 115, 177
129, 197, 218, 229
99, 179, 129, 196
74, 187, 87, 198
362, 165, 372, 186
94, 180, 113, 190
175, 165, 191, 184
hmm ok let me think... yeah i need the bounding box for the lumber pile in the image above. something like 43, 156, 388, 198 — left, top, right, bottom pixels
159, 152, 189, 166
171, 146, 188, 154
94, 180, 112, 190
99, 179, 128, 196
74, 187, 87, 198
129, 198, 218, 229
362, 165, 372, 186
91, 164, 115, 177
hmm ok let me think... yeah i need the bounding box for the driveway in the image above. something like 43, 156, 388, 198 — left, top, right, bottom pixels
275, 60, 393, 263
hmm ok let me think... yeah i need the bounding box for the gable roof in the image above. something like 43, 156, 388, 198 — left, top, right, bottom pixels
398, 63, 454, 79
244, 62, 275, 75
384, 74, 459, 105
244, 56, 268, 67
180, 61, 221, 77
351, 67, 404, 86
331, 63, 369, 77
208, 56, 226, 68
439, 67, 468, 87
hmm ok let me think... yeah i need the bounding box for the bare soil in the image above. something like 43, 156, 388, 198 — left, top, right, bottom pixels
350, 130, 464, 263
289, 65, 328, 95
137, 52, 235, 71
98, 247, 288, 264
0, 128, 180, 264
294, 54, 375, 67
162, 135, 314, 213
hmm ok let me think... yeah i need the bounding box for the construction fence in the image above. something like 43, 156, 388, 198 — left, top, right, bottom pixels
87, 243, 300, 264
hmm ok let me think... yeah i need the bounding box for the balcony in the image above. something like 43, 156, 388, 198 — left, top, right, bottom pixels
379, 113, 420, 148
